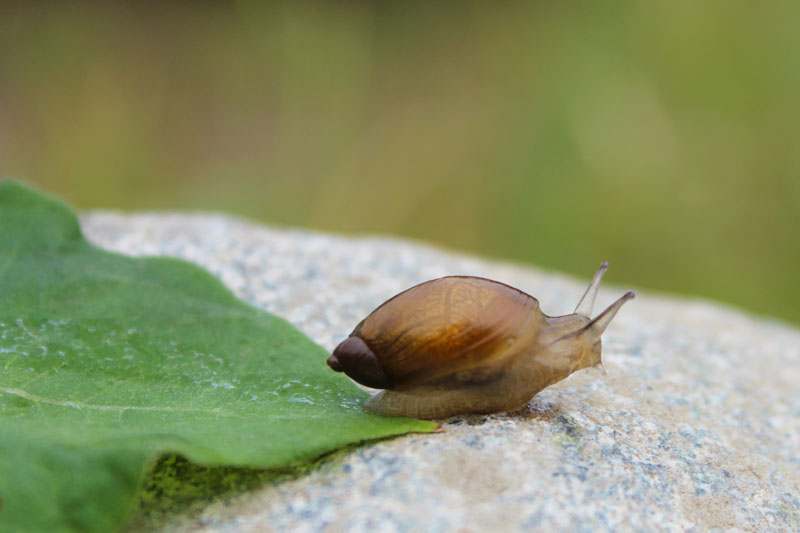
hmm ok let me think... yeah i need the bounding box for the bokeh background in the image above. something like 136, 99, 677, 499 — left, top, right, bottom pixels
1, 2, 798, 324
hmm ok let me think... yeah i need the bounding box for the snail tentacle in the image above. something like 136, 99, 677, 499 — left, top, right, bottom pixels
574, 261, 609, 317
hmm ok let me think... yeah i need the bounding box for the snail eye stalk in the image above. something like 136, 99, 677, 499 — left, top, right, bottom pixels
574, 261, 609, 318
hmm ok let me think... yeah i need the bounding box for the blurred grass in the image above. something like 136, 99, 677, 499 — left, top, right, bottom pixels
1, 1, 798, 324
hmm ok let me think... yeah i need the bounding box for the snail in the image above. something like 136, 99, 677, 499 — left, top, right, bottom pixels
327, 262, 634, 419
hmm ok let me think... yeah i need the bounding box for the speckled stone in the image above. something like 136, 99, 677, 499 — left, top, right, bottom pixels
80, 212, 800, 532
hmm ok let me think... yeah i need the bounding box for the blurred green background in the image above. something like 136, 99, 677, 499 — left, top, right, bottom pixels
1, 2, 798, 324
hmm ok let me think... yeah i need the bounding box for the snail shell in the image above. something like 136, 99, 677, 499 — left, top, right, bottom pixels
328, 262, 634, 419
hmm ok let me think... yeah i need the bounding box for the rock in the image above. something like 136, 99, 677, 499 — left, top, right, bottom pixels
81, 212, 800, 532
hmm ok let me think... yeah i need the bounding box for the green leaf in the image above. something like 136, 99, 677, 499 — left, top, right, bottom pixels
0, 181, 437, 532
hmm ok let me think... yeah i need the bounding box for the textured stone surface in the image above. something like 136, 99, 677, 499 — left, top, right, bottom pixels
81, 212, 800, 532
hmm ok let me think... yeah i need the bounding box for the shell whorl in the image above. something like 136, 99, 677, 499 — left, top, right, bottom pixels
348, 276, 542, 390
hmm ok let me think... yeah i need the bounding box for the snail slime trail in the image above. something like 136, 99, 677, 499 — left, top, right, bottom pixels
327, 262, 635, 419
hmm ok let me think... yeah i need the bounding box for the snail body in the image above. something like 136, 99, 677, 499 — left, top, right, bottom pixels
327, 262, 634, 419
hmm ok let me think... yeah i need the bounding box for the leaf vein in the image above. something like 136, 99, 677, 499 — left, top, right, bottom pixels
0, 387, 226, 415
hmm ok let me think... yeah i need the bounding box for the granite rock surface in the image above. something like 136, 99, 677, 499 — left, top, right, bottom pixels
80, 212, 800, 532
